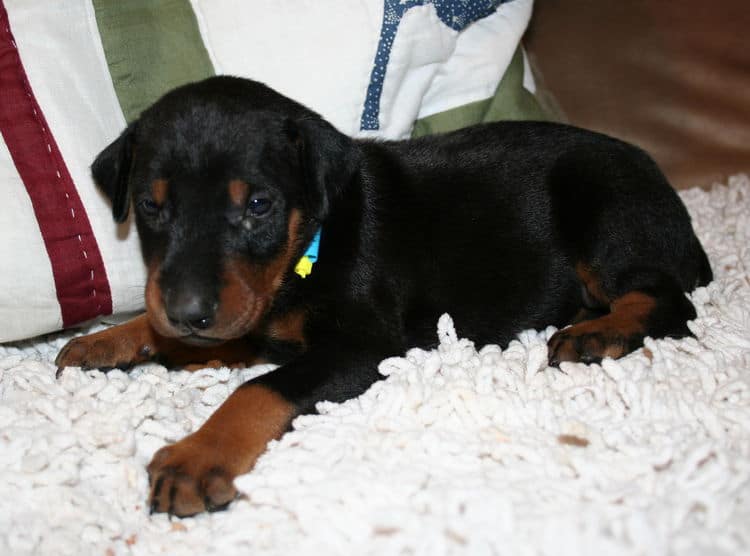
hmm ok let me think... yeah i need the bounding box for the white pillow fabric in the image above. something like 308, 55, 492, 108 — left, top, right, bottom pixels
0, 0, 533, 342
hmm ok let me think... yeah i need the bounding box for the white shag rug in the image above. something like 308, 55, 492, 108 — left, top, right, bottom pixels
2, 175, 750, 556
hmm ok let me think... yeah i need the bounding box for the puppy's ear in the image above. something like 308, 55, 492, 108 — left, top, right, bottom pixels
92, 123, 137, 223
288, 117, 356, 219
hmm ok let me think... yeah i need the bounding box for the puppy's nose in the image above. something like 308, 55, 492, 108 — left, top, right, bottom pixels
165, 291, 215, 332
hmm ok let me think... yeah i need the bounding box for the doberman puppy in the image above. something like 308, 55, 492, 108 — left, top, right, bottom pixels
56, 76, 712, 517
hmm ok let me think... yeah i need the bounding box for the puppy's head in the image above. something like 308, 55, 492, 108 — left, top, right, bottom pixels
93, 76, 355, 345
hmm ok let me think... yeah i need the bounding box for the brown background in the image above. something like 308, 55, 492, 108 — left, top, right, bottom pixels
524, 0, 750, 189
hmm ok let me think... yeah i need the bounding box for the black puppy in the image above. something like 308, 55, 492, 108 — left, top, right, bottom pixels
56, 76, 711, 517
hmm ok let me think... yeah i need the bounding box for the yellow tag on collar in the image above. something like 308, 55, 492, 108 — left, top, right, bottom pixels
294, 256, 314, 278
294, 229, 321, 279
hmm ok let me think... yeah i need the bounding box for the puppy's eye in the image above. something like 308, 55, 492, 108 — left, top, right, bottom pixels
248, 196, 272, 217
138, 198, 159, 216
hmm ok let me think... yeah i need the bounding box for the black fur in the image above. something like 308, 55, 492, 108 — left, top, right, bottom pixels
93, 76, 711, 414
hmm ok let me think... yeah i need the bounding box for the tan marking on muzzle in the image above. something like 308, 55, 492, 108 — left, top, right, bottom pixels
144, 264, 177, 338
178, 208, 306, 340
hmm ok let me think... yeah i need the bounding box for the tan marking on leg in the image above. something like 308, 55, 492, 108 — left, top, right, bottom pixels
147, 384, 295, 516
575, 262, 609, 306
560, 292, 654, 340
198, 385, 294, 465
607, 291, 656, 335
548, 291, 656, 364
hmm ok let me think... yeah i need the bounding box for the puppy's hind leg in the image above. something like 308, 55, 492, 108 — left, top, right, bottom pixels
548, 266, 698, 366
545, 146, 708, 366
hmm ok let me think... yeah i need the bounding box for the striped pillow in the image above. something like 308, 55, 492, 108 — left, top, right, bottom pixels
0, 0, 535, 342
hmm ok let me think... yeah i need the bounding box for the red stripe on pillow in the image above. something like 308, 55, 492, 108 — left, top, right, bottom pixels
0, 2, 112, 328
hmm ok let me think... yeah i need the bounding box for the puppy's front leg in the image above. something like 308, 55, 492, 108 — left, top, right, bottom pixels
146, 344, 387, 517
55, 314, 260, 372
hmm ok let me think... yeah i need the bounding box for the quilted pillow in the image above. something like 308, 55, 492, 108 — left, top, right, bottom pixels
0, 0, 537, 342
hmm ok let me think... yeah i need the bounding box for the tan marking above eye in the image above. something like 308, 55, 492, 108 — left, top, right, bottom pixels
151, 179, 169, 206
228, 179, 250, 206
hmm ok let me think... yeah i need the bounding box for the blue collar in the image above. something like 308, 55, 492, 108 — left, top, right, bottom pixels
294, 229, 321, 278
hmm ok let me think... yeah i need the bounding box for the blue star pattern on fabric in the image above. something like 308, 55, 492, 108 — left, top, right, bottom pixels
360, 0, 513, 131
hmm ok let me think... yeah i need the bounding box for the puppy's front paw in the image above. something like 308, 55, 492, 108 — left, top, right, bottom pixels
56, 332, 148, 372
55, 315, 159, 375
147, 436, 238, 517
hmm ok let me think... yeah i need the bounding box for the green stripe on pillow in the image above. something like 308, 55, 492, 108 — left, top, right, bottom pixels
412, 47, 549, 138
92, 0, 215, 123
